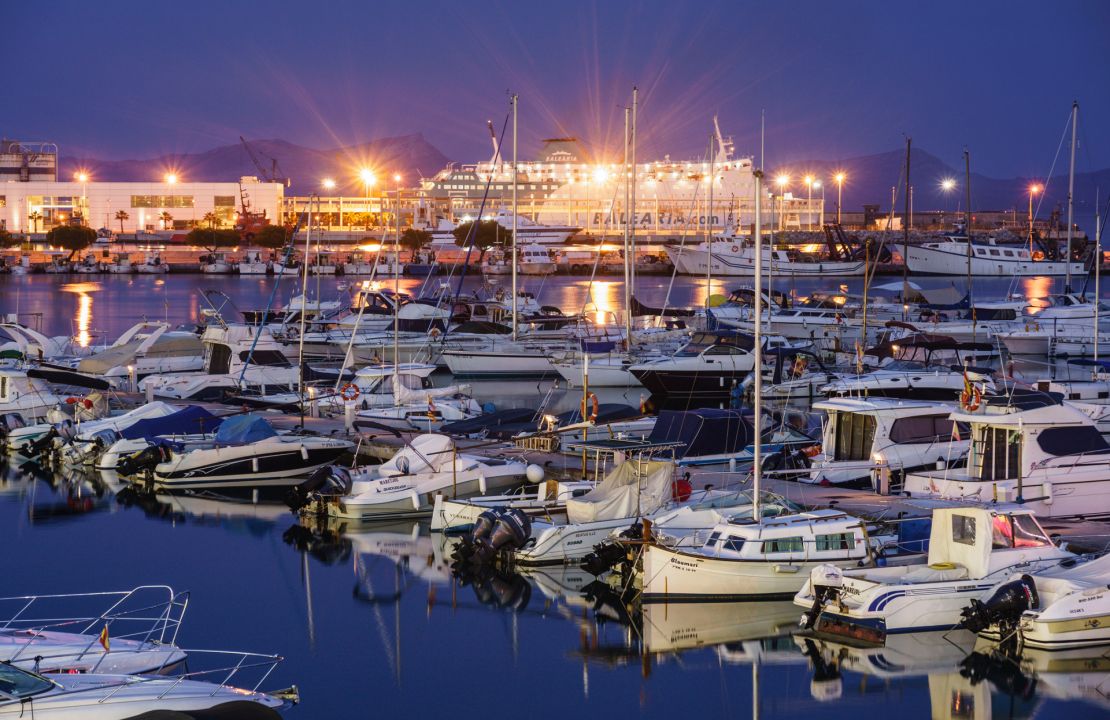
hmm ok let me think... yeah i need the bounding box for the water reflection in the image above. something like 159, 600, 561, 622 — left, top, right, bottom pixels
60, 281, 99, 347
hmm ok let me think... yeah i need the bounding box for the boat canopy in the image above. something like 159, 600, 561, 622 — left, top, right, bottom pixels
120, 405, 223, 440
214, 414, 278, 444
926, 508, 1047, 580
379, 433, 456, 476
647, 409, 754, 459
566, 459, 676, 524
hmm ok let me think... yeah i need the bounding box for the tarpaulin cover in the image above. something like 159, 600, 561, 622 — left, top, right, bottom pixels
647, 409, 754, 459
566, 460, 676, 524
214, 413, 278, 444
120, 405, 223, 439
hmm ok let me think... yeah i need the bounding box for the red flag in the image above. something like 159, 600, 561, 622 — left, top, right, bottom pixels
98, 625, 110, 652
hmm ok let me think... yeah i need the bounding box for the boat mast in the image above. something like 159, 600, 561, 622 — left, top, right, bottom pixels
298, 195, 315, 428
623, 106, 633, 341
706, 131, 715, 308
902, 137, 911, 309
752, 168, 763, 522
511, 93, 519, 343
630, 87, 638, 303
1066, 100, 1079, 293
964, 149, 974, 339
1096, 187, 1101, 366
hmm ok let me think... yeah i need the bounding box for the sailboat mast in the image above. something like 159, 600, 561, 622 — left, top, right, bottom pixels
511, 93, 519, 342
752, 168, 763, 522
623, 106, 633, 341
1096, 187, 1101, 365
297, 196, 314, 427
630, 87, 638, 301
902, 137, 911, 306
964, 149, 974, 326
1066, 100, 1079, 292
706, 132, 715, 306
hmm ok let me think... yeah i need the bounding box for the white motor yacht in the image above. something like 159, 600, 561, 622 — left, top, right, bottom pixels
807, 397, 969, 488
0, 370, 60, 424
75, 321, 204, 383
905, 236, 1084, 276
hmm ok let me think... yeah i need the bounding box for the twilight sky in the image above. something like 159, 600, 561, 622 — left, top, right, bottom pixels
5, 0, 1108, 178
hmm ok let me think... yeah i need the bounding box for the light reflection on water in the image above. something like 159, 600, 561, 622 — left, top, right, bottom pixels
0, 473, 1102, 720
59, 281, 100, 347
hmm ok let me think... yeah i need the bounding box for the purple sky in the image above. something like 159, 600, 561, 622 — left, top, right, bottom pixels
5, 0, 1109, 177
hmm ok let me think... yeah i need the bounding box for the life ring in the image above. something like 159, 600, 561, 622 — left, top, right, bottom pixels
960, 385, 982, 412
581, 392, 599, 423
731, 245, 739, 253
339, 383, 360, 402
429, 327, 442, 339
803, 444, 822, 458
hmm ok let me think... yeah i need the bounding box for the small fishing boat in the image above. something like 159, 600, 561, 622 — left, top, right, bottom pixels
290, 433, 536, 520
152, 414, 353, 491
101, 253, 134, 274
239, 249, 271, 275
796, 507, 1074, 643
200, 251, 237, 274
133, 251, 169, 274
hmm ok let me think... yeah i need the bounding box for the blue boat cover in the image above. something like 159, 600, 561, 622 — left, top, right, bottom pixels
120, 406, 224, 440
214, 413, 277, 444
646, 408, 754, 459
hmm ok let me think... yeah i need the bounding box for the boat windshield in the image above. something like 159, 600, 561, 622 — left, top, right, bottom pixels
880, 360, 929, 371
0, 663, 54, 700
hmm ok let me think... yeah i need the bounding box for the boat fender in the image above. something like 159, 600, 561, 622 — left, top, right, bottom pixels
478, 472, 487, 494
1043, 479, 1053, 505
671, 473, 692, 502
300, 445, 310, 461
252, 457, 259, 473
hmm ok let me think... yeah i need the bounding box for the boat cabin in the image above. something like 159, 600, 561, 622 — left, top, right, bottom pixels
694, 509, 871, 563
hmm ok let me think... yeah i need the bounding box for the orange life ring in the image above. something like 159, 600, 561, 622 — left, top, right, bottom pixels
581, 392, 599, 423
960, 385, 982, 412
731, 245, 739, 253
803, 444, 822, 458
340, 383, 360, 402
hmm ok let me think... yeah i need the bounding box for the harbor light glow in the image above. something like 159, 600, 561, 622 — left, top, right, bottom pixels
940, 178, 956, 192
164, 173, 178, 184
74, 171, 89, 182
775, 174, 789, 188
834, 172, 846, 184
1029, 183, 1042, 195
359, 168, 376, 187
322, 178, 337, 190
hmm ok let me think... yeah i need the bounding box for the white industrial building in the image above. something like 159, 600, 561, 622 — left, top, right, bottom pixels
1, 178, 285, 234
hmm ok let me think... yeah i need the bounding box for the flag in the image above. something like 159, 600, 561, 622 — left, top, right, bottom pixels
98, 625, 110, 652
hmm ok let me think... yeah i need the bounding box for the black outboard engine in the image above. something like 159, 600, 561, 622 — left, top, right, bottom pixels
959, 574, 1039, 634
285, 465, 353, 511
117, 442, 173, 477
460, 507, 532, 565
20, 426, 60, 461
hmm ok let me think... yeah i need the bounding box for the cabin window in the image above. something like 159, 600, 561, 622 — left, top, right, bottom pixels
763, 536, 803, 553
991, 515, 1014, 548
721, 536, 745, 552
816, 533, 856, 551
889, 415, 965, 444
239, 350, 290, 367
952, 515, 977, 546
833, 412, 876, 461
207, 343, 232, 374
1036, 425, 1109, 456
704, 345, 746, 356
1011, 514, 1052, 547
988, 249, 1000, 256
705, 531, 721, 547
0, 376, 6, 399
1003, 250, 1014, 257
976, 427, 1021, 481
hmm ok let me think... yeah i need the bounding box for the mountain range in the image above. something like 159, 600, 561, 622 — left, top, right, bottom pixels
60, 138, 1108, 222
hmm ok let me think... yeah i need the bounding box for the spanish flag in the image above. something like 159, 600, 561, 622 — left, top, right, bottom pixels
98, 625, 110, 652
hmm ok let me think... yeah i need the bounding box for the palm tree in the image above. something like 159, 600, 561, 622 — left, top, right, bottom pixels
115, 210, 129, 234
202, 212, 219, 229
27, 211, 42, 234
159, 211, 173, 231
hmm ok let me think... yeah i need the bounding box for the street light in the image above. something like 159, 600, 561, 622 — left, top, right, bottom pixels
74, 171, 89, 225
940, 178, 957, 220
322, 178, 336, 190
775, 174, 789, 231
164, 173, 178, 185
1028, 183, 1042, 254
359, 168, 377, 231
804, 175, 815, 230
834, 172, 846, 225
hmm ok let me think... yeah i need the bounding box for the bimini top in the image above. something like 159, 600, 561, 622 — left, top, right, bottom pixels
647, 408, 755, 459
213, 413, 278, 445
120, 405, 223, 440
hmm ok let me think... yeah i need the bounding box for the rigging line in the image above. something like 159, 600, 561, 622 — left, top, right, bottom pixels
659, 169, 705, 317
1033, 108, 1074, 221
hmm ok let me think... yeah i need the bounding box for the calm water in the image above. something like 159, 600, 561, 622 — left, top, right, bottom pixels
2, 273, 1107, 718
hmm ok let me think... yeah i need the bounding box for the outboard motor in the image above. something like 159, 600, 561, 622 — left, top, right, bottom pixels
959, 574, 1039, 635
461, 507, 532, 565
285, 465, 353, 511
19, 426, 60, 461
117, 442, 173, 477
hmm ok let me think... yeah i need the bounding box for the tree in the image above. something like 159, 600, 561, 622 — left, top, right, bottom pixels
186, 227, 241, 251
28, 211, 43, 233
254, 224, 291, 250
0, 230, 21, 249
46, 225, 97, 258
114, 210, 129, 234
452, 220, 509, 262
399, 228, 432, 253
159, 211, 173, 230
202, 212, 219, 228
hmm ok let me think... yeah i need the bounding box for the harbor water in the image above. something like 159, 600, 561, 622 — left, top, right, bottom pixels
2, 272, 1107, 719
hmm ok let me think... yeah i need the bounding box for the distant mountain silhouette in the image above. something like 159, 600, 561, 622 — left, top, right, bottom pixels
800, 147, 1109, 220
59, 134, 451, 194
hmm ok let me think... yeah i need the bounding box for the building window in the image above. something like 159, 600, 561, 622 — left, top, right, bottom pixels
0, 196, 5, 208
214, 195, 236, 207
131, 195, 195, 209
